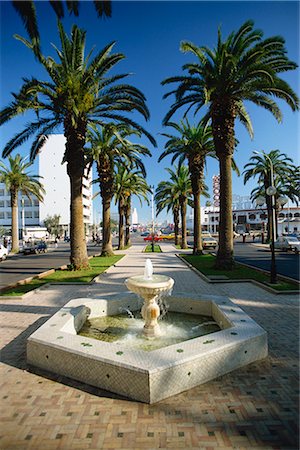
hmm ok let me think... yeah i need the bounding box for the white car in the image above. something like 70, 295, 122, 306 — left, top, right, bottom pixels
202, 236, 218, 249
0, 244, 9, 261
273, 236, 300, 253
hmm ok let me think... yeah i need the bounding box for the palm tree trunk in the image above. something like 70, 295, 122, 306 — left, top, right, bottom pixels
118, 198, 125, 250
65, 120, 89, 270
11, 189, 19, 253
174, 207, 180, 246
215, 153, 234, 269
101, 192, 114, 256
180, 198, 188, 249
124, 198, 131, 247
212, 101, 235, 270
190, 158, 204, 255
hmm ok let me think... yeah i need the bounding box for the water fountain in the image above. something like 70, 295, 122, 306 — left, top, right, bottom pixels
125, 259, 174, 338
27, 259, 268, 403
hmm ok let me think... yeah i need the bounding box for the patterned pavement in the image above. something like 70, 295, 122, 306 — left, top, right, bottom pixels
0, 243, 299, 449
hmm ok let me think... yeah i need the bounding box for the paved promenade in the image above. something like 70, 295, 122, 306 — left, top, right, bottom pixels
0, 244, 299, 449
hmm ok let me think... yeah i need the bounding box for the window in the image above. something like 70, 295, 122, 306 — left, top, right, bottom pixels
260, 213, 267, 220
0, 200, 4, 208
249, 214, 256, 220
6, 212, 11, 219
295, 213, 300, 218
34, 211, 39, 218
6, 200, 11, 207
278, 213, 284, 218
0, 189, 4, 196
0, 212, 4, 219
33, 199, 39, 206
24, 199, 31, 207
25, 211, 33, 219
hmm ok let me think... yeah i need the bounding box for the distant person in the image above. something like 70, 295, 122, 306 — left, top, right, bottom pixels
55, 237, 58, 248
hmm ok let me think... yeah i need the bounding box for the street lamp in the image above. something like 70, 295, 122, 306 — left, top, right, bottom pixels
150, 185, 155, 252
253, 151, 287, 284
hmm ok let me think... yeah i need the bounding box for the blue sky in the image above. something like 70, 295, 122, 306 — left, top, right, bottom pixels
0, 1, 299, 224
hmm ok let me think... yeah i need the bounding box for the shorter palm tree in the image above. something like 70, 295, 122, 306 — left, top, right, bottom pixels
155, 166, 192, 249
160, 120, 215, 254
155, 182, 180, 245
88, 124, 151, 255
244, 150, 299, 240
0, 154, 45, 252
114, 164, 150, 249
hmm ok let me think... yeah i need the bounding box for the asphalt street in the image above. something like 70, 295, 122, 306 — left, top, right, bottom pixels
0, 235, 299, 289
0, 242, 102, 289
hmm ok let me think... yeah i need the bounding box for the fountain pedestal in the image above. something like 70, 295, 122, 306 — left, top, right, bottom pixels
125, 274, 174, 338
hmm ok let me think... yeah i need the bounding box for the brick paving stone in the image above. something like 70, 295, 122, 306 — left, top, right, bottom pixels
0, 243, 299, 449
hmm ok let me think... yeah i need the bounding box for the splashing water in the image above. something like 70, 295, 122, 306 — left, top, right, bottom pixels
119, 307, 135, 319
144, 259, 153, 280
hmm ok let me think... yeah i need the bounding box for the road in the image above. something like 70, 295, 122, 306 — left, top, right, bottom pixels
0, 242, 103, 289
233, 240, 300, 281
1, 235, 299, 289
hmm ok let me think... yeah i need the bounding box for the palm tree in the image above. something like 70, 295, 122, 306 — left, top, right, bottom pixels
159, 120, 215, 254
12, 0, 111, 58
0, 154, 44, 252
88, 124, 151, 256
244, 150, 299, 239
155, 165, 192, 249
0, 21, 154, 269
162, 20, 299, 269
155, 182, 180, 246
114, 164, 150, 249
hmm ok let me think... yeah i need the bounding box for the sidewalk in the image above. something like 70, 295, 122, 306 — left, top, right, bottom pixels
0, 244, 299, 449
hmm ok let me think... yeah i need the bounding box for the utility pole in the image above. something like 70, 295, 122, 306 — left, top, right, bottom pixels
151, 185, 155, 252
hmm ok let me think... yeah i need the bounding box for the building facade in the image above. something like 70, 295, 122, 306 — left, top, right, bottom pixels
1, 134, 93, 237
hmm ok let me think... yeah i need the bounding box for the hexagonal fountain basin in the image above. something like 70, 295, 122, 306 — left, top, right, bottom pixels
27, 293, 268, 403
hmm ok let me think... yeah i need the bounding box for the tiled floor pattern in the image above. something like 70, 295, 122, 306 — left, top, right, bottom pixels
0, 243, 299, 449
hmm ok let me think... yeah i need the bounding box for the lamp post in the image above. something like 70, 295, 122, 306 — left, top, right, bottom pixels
255, 196, 266, 243
150, 185, 155, 252
21, 197, 25, 245
253, 151, 287, 284
253, 151, 277, 283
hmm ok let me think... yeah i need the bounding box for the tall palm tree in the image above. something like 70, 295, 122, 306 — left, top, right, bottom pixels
1, 21, 154, 269
0, 154, 45, 252
114, 164, 150, 249
162, 20, 299, 269
159, 120, 215, 254
88, 124, 151, 256
244, 150, 299, 239
12, 0, 111, 58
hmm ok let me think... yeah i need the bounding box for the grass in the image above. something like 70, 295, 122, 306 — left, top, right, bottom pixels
1, 255, 124, 297
144, 244, 162, 253
182, 254, 299, 292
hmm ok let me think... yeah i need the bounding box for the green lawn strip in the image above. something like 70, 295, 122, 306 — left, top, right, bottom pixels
182, 254, 298, 292
1, 255, 124, 297
145, 244, 162, 253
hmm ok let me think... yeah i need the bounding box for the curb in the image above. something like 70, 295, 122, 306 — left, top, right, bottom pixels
177, 254, 300, 296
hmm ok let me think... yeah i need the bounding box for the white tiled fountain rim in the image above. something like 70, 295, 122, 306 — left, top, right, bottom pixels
29, 293, 266, 373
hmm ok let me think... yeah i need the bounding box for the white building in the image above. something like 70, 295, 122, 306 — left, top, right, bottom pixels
0, 134, 93, 237
39, 134, 93, 233
204, 205, 300, 235
0, 184, 40, 232
132, 207, 138, 227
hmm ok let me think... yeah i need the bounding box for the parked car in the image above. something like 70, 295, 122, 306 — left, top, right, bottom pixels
160, 232, 175, 240
141, 231, 150, 237
23, 241, 48, 255
273, 236, 300, 253
143, 234, 162, 242
0, 244, 8, 261
202, 236, 218, 249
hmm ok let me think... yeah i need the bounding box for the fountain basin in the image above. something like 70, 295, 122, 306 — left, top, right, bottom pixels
27, 293, 268, 403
